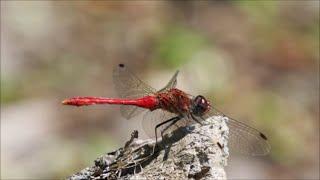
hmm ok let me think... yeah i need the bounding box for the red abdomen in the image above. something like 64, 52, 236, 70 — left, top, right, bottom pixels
62, 95, 159, 110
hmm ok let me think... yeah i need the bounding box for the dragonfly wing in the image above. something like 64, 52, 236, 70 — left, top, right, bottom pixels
142, 109, 177, 137
113, 64, 156, 119
227, 117, 271, 156
205, 108, 271, 156
158, 70, 179, 93
120, 106, 148, 120
113, 64, 156, 98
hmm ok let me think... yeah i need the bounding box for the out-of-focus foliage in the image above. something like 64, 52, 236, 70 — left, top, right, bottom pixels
1, 1, 319, 179
154, 27, 209, 68
1, 79, 24, 104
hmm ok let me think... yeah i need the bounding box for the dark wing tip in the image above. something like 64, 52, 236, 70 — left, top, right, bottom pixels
259, 132, 268, 140
119, 63, 125, 68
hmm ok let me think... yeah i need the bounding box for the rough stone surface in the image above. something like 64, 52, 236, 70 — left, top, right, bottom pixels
67, 116, 229, 180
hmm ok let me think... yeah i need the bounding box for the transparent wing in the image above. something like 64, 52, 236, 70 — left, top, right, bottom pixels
205, 107, 271, 156
158, 70, 179, 93
113, 64, 156, 119
120, 106, 148, 120
113, 64, 156, 98
142, 109, 177, 137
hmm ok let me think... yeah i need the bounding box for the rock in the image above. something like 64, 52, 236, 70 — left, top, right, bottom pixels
67, 116, 229, 180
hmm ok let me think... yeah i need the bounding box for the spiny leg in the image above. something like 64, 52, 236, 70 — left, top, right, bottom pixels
200, 116, 206, 121
153, 116, 181, 154
160, 117, 181, 140
131, 116, 181, 168
191, 114, 204, 125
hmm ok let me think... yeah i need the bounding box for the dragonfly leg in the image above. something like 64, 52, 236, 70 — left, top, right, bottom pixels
130, 116, 184, 170
160, 118, 181, 140
191, 114, 203, 125
153, 116, 181, 155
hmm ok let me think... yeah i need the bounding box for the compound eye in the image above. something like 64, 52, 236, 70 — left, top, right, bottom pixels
200, 97, 206, 106
196, 95, 206, 106
193, 95, 210, 116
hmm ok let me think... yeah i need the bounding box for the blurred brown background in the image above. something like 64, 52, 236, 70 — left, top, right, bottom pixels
1, 1, 319, 179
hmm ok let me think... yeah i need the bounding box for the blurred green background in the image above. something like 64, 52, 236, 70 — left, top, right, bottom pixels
1, 1, 319, 179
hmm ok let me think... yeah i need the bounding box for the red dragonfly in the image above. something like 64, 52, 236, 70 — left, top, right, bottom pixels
62, 64, 270, 156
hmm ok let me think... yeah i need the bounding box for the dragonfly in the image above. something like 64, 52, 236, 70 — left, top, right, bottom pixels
62, 63, 270, 156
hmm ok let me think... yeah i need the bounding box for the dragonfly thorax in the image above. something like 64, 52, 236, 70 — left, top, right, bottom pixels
156, 88, 191, 114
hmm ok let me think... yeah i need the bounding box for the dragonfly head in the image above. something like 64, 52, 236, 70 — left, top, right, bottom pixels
191, 95, 211, 116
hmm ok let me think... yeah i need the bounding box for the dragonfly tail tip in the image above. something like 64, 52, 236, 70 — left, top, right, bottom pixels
62, 99, 69, 105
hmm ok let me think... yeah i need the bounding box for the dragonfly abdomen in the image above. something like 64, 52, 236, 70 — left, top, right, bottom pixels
62, 96, 159, 110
